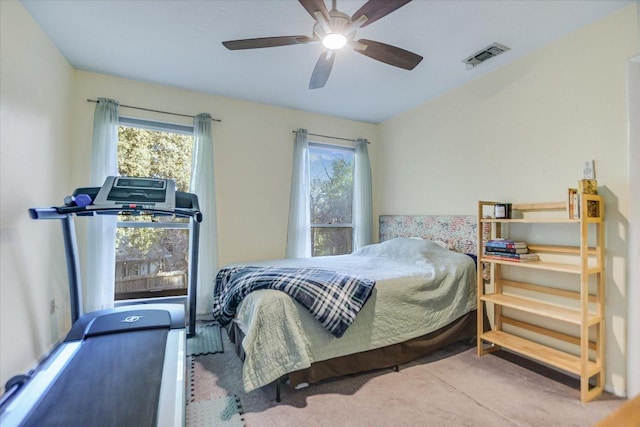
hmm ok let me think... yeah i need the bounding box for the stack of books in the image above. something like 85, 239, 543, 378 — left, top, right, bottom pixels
484, 239, 540, 262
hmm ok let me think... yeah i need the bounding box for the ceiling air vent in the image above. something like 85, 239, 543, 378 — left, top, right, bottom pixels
463, 43, 510, 69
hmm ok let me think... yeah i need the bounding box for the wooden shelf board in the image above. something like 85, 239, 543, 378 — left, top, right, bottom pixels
480, 258, 582, 273
526, 244, 598, 255
480, 218, 577, 224
500, 279, 598, 303
480, 294, 601, 325
586, 266, 604, 275
500, 316, 598, 350
511, 202, 567, 211
480, 330, 600, 377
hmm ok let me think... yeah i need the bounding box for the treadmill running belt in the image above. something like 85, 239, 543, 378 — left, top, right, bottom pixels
22, 328, 168, 427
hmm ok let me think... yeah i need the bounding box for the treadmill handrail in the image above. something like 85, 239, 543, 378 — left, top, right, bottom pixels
29, 189, 202, 337
55, 205, 203, 222
28, 209, 84, 324
28, 208, 68, 220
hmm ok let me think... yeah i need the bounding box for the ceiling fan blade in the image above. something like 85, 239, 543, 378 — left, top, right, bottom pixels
309, 51, 335, 89
299, 0, 330, 22
355, 39, 422, 70
222, 35, 314, 50
351, 0, 412, 28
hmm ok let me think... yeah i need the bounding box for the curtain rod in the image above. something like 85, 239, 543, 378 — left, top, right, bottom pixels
292, 130, 370, 144
86, 99, 221, 122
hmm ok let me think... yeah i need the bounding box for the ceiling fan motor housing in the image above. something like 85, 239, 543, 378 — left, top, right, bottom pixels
313, 10, 355, 43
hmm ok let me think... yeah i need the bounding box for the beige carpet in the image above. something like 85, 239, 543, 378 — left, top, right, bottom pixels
190, 329, 625, 427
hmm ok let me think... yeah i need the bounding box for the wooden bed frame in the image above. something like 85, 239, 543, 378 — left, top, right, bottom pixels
227, 214, 478, 400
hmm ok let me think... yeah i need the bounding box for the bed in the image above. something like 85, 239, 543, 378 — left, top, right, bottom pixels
215, 215, 478, 395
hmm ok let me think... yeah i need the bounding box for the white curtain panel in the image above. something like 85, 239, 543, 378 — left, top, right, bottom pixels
190, 113, 218, 314
353, 138, 373, 250
86, 98, 119, 312
285, 129, 311, 258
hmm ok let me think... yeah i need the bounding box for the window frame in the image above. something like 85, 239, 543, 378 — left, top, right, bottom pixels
114, 117, 195, 301
308, 141, 356, 256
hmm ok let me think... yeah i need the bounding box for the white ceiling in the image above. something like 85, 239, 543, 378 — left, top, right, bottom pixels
21, 0, 632, 124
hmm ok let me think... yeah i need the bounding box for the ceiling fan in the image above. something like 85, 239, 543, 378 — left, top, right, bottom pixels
222, 0, 423, 89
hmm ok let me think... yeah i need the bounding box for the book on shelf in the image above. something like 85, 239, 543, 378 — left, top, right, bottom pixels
568, 188, 578, 219
484, 250, 538, 259
485, 239, 527, 249
483, 255, 539, 263
483, 246, 529, 254
483, 252, 540, 262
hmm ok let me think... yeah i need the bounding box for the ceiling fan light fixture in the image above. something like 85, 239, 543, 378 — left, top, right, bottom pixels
322, 33, 347, 50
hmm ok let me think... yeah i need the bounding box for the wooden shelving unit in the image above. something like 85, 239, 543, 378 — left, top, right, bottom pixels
476, 195, 605, 403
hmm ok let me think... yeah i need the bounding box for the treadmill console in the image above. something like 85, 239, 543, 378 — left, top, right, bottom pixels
93, 176, 176, 210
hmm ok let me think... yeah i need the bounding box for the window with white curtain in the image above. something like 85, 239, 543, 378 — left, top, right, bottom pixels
114, 117, 194, 300
309, 142, 355, 256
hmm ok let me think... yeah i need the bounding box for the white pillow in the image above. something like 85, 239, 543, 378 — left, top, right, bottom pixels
353, 237, 448, 263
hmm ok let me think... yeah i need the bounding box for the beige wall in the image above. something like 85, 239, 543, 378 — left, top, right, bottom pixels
378, 4, 639, 396
0, 1, 75, 385
70, 72, 379, 270
627, 54, 640, 398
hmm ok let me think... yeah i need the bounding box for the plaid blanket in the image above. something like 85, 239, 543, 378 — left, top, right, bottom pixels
212, 266, 376, 338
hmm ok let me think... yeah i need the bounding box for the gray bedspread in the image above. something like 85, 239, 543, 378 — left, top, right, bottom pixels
225, 238, 477, 392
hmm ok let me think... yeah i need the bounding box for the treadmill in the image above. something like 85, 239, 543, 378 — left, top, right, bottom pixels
0, 177, 202, 427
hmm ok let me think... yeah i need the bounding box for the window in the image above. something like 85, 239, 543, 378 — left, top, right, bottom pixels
115, 117, 194, 300
309, 143, 355, 256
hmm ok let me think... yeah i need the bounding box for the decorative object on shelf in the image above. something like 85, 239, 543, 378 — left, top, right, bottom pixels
568, 179, 599, 219
476, 197, 605, 403
579, 179, 598, 195
493, 203, 512, 219
579, 179, 599, 218
582, 160, 595, 180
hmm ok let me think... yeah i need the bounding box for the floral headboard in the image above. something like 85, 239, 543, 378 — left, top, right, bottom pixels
379, 215, 478, 255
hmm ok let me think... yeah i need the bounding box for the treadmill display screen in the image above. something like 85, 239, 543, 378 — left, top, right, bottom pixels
115, 177, 166, 190
92, 176, 176, 210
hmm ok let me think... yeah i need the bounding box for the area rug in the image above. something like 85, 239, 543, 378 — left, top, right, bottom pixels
186, 353, 245, 427
187, 323, 224, 356
186, 395, 245, 427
